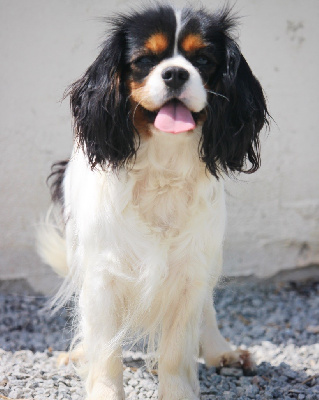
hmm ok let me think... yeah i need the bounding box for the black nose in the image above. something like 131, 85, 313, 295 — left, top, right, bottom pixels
161, 67, 190, 89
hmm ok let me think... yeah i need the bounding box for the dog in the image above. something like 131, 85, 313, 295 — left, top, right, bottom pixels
38, 4, 269, 399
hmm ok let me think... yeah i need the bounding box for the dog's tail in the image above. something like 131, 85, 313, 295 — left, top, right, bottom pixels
36, 207, 68, 277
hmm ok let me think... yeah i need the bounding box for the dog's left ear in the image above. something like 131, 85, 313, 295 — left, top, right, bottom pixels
201, 38, 269, 177
66, 27, 137, 170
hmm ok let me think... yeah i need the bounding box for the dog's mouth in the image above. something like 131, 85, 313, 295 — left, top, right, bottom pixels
143, 99, 202, 134
153, 99, 195, 134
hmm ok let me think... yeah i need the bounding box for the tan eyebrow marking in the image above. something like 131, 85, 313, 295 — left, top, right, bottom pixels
145, 33, 169, 53
181, 34, 206, 52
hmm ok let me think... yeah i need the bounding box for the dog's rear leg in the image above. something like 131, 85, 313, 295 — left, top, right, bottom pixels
200, 294, 255, 370
80, 273, 124, 400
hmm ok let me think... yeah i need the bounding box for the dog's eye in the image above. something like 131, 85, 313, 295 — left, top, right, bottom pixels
135, 56, 156, 66
194, 56, 210, 66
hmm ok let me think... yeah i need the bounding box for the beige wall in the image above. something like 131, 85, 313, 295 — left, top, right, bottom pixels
1, 0, 318, 293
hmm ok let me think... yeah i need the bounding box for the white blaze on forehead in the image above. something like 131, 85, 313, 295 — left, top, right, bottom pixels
174, 9, 182, 56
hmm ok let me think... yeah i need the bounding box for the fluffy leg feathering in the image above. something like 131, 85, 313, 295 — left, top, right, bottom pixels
38, 4, 269, 399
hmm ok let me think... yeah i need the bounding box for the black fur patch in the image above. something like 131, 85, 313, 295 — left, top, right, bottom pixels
65, 4, 269, 177
47, 160, 68, 204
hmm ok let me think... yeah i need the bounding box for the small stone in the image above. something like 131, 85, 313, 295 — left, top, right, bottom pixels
289, 388, 303, 395
128, 379, 139, 387
245, 384, 259, 398
8, 390, 21, 399
223, 391, 236, 399
220, 367, 244, 377
285, 369, 298, 379
145, 390, 154, 398
271, 388, 283, 398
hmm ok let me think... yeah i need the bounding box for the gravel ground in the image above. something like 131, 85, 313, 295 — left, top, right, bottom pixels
0, 279, 318, 399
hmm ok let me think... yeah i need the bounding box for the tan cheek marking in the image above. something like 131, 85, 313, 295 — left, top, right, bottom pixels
196, 110, 207, 125
128, 78, 158, 111
128, 80, 149, 106
145, 33, 169, 53
181, 34, 206, 52
129, 79, 144, 94
132, 107, 152, 138
127, 79, 152, 138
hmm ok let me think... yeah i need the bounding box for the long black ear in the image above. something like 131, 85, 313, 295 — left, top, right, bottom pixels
201, 38, 269, 178
67, 29, 137, 170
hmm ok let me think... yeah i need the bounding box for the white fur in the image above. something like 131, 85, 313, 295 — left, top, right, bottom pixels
40, 126, 231, 399
133, 10, 207, 115
136, 55, 207, 113
174, 9, 183, 56
37, 208, 68, 277
38, 17, 254, 398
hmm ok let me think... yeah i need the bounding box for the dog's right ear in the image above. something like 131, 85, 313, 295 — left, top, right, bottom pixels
201, 34, 269, 178
67, 28, 137, 170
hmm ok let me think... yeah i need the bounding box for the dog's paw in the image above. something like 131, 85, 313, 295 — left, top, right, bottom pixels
205, 348, 255, 371
85, 382, 125, 400
57, 351, 71, 366
57, 344, 84, 367
86, 394, 124, 400
86, 395, 124, 400
158, 377, 199, 400
159, 394, 199, 400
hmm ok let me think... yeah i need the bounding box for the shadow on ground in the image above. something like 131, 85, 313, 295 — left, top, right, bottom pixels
0, 279, 318, 399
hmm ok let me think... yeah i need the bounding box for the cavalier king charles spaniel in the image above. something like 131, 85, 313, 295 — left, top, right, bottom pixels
38, 4, 269, 399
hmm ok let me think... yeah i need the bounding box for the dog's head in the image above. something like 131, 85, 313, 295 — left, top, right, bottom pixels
68, 5, 269, 177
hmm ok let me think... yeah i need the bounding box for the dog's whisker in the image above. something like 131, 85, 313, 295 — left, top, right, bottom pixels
131, 94, 153, 125
131, 101, 143, 125
206, 89, 230, 102
125, 88, 149, 107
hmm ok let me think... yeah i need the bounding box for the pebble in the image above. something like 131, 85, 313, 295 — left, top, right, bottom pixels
0, 280, 319, 399
220, 367, 244, 377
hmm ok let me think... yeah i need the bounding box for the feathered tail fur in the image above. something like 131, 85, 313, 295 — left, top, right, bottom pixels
37, 207, 68, 277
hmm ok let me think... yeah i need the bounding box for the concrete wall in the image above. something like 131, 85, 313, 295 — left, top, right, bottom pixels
0, 0, 318, 293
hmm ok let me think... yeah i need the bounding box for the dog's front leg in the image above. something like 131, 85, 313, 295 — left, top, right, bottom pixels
80, 272, 124, 400
200, 294, 255, 370
157, 286, 203, 400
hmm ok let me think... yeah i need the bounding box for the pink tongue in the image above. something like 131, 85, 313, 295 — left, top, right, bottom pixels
154, 101, 196, 134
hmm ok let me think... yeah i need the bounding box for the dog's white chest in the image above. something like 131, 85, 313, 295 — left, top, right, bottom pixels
119, 133, 217, 238
130, 169, 200, 235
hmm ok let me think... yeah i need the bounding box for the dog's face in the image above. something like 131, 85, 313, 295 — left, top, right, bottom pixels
127, 10, 213, 132
68, 6, 269, 176
126, 10, 213, 136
